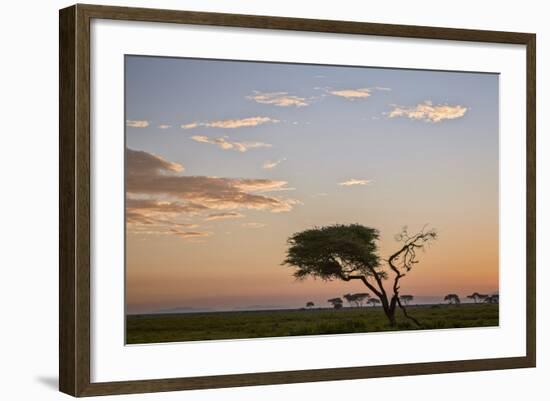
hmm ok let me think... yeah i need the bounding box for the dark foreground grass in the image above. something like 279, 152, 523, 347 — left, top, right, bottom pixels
126, 303, 498, 344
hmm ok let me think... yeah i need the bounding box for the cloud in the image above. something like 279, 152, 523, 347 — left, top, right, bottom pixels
126, 201, 202, 237
126, 120, 149, 128
127, 199, 208, 220
387, 101, 467, 122
126, 148, 301, 241
181, 117, 278, 129
247, 91, 309, 107
158, 124, 172, 129
262, 158, 285, 169
126, 148, 184, 175
205, 212, 245, 221
126, 148, 298, 214
207, 116, 278, 128
232, 180, 293, 193
328, 88, 372, 99
174, 223, 199, 228
241, 222, 266, 228
191, 135, 272, 152
325, 86, 391, 100
181, 122, 199, 129
171, 230, 211, 239
126, 199, 208, 235
338, 179, 371, 187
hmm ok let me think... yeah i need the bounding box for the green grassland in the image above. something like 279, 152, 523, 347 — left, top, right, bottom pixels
126, 303, 498, 344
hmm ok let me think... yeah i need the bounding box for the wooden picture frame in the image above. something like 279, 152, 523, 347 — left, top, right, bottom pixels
59, 3, 536, 397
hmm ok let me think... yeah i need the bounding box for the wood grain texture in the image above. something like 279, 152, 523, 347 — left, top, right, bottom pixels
59, 5, 76, 396
59, 3, 536, 397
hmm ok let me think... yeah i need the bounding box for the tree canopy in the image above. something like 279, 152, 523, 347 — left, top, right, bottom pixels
466, 292, 488, 303
444, 294, 461, 305
327, 297, 343, 309
344, 293, 370, 307
400, 295, 414, 305
283, 224, 384, 281
485, 294, 499, 304
367, 298, 381, 306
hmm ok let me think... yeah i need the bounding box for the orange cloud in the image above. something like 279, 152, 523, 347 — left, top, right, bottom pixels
338, 179, 371, 186
328, 88, 372, 99
126, 148, 299, 232
180, 122, 199, 129
190, 135, 272, 152
126, 120, 150, 128
171, 230, 211, 239
126, 148, 184, 175
247, 91, 309, 107
387, 101, 468, 122
181, 116, 278, 129
205, 212, 245, 221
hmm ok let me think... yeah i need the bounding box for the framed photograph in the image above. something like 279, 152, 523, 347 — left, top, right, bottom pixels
59, 4, 536, 397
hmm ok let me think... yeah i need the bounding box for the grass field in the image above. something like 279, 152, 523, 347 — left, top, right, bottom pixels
126, 303, 498, 344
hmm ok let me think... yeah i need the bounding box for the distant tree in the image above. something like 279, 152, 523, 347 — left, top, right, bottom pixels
306, 301, 315, 309
354, 293, 370, 307
344, 293, 371, 307
283, 224, 437, 327
484, 294, 499, 304
327, 297, 344, 309
343, 293, 355, 307
400, 294, 414, 306
466, 293, 478, 303
466, 292, 489, 304
444, 294, 461, 305
367, 298, 381, 307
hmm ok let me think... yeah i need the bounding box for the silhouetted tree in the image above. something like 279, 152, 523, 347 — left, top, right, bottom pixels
354, 293, 370, 307
400, 295, 414, 306
284, 224, 437, 327
485, 294, 499, 304
343, 293, 355, 307
466, 292, 488, 304
367, 298, 381, 307
344, 293, 371, 307
306, 301, 315, 309
327, 297, 343, 309
444, 294, 461, 305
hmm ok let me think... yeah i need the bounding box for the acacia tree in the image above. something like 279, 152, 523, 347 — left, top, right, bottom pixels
444, 294, 461, 305
343, 293, 371, 307
367, 298, 381, 307
485, 294, 499, 304
466, 292, 488, 304
354, 293, 370, 307
343, 293, 355, 308
306, 301, 315, 309
283, 224, 437, 327
466, 292, 479, 303
327, 297, 343, 309
400, 294, 414, 306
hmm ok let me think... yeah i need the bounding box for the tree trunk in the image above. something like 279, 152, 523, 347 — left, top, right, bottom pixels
386, 309, 396, 327
381, 298, 397, 327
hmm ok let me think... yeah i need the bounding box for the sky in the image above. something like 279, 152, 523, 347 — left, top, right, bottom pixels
125, 55, 499, 314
